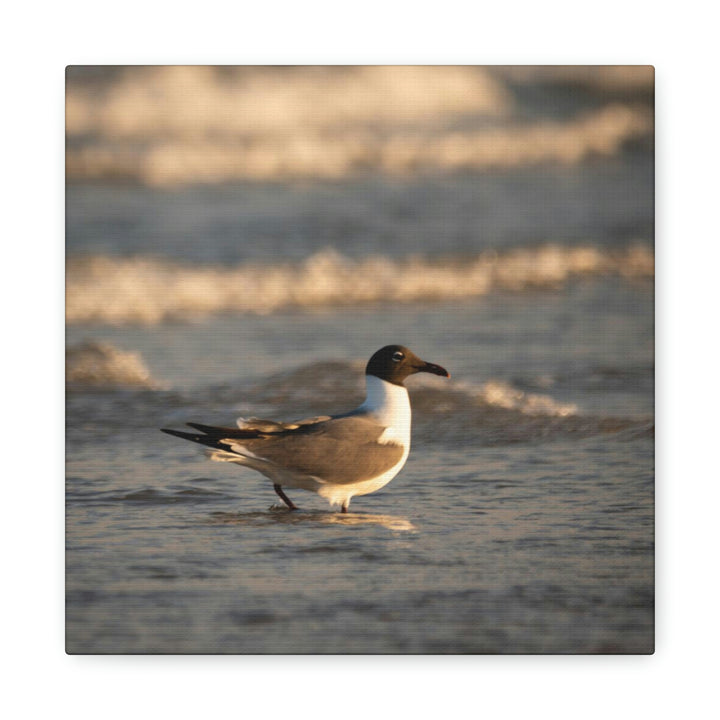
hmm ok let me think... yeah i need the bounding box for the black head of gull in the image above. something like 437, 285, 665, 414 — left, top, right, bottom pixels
365, 344, 450, 386
162, 345, 449, 513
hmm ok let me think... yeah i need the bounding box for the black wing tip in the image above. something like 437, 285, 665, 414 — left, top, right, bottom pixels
161, 427, 198, 440
161, 424, 224, 437
186, 422, 223, 433
160, 426, 223, 449
161, 422, 260, 450
186, 421, 264, 439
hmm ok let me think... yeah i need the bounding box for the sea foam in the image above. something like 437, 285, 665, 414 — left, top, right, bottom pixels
66, 244, 654, 326
66, 341, 162, 388
65, 66, 652, 185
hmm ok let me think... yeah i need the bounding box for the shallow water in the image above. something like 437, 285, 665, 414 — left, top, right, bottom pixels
66, 427, 653, 653
66, 278, 653, 653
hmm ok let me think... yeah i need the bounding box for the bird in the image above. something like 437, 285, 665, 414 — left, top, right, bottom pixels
161, 345, 449, 513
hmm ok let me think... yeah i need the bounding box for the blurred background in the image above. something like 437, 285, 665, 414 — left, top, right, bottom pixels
66, 66, 652, 185
66, 65, 653, 330
66, 66, 654, 653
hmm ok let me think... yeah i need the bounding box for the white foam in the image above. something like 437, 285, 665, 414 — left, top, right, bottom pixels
65, 67, 652, 185
475, 380, 577, 417
66, 243, 654, 326
66, 341, 162, 388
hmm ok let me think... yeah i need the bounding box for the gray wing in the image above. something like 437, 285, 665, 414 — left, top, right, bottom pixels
232, 416, 404, 484
166, 415, 404, 485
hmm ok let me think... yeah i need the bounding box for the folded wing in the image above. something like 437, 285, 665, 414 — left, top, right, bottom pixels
161, 415, 404, 485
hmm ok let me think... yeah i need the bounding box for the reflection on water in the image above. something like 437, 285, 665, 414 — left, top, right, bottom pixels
210, 509, 417, 532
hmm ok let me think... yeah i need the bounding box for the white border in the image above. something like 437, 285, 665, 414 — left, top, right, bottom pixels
6, 0, 718, 717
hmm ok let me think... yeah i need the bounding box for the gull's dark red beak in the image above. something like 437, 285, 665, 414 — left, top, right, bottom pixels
418, 361, 450, 378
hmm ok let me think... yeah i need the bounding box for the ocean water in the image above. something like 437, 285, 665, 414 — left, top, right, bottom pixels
65, 67, 653, 654
65, 181, 653, 653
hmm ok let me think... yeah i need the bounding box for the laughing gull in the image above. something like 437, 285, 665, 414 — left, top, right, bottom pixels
161, 345, 449, 512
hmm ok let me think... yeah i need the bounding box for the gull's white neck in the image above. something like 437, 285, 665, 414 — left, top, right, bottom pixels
358, 374, 411, 435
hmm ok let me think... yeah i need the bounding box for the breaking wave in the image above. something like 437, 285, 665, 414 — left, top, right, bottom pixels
65, 66, 653, 185
66, 243, 653, 326
455, 379, 577, 417
249, 362, 652, 444
67, 352, 652, 446
66, 341, 163, 389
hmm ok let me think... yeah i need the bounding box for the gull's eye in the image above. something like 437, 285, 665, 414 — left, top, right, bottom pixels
392, 351, 404, 362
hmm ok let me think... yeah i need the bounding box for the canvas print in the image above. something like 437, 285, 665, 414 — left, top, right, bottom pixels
66, 66, 654, 653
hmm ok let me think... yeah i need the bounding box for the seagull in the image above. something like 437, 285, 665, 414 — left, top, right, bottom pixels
161, 345, 450, 513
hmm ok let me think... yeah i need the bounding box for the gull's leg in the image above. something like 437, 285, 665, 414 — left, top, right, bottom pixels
273, 484, 298, 510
